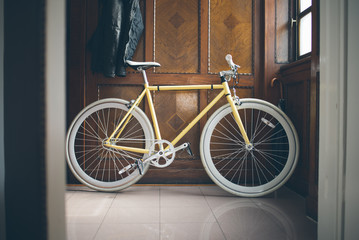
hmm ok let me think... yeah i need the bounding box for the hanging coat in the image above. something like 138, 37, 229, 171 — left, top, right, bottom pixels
90, 0, 144, 77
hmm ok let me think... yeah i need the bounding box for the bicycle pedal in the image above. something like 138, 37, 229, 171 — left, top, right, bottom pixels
118, 164, 135, 175
185, 142, 194, 156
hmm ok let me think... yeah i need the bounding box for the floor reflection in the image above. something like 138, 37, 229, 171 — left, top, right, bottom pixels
66, 185, 317, 240
206, 199, 295, 239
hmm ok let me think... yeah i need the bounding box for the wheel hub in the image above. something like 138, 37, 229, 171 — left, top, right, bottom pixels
245, 143, 254, 151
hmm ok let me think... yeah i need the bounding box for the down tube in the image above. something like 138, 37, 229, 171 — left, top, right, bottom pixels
170, 90, 226, 147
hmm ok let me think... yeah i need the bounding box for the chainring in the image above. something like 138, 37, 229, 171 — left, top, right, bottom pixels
149, 140, 175, 168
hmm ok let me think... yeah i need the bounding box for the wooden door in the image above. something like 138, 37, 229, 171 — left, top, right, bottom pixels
67, 0, 262, 184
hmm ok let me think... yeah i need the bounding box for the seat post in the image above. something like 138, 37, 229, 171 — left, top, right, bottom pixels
139, 68, 149, 85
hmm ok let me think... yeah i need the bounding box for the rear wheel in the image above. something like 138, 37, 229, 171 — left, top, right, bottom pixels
66, 99, 154, 191
200, 98, 299, 197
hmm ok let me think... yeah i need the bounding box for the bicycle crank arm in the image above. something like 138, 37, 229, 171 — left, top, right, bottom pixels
171, 142, 191, 156
118, 163, 137, 175
118, 149, 168, 175
118, 150, 167, 175
118, 159, 145, 175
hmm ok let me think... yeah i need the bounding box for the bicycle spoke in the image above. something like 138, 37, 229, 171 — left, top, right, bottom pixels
92, 112, 107, 138
252, 151, 262, 186
217, 149, 245, 172
255, 127, 285, 145
210, 141, 242, 146
122, 127, 145, 140
219, 117, 242, 142
76, 145, 103, 166
211, 134, 244, 146
81, 119, 102, 140
250, 112, 268, 143
252, 152, 270, 184
212, 148, 245, 164
228, 151, 248, 182
255, 148, 288, 163
252, 116, 277, 144
213, 128, 244, 146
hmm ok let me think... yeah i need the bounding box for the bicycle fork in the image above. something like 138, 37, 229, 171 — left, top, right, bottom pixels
222, 81, 252, 149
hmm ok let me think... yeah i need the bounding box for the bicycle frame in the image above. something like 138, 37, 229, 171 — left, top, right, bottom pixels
104, 70, 251, 154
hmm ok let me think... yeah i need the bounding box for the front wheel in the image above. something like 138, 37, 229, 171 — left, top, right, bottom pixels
66, 98, 154, 191
200, 98, 299, 197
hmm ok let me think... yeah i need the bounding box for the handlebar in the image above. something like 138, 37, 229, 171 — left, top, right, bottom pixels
225, 54, 240, 70
219, 54, 240, 81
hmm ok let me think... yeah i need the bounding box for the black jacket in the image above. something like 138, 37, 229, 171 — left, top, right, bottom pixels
90, 0, 144, 77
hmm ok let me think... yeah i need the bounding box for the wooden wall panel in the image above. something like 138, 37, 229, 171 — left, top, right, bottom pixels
278, 59, 311, 197
152, 90, 200, 157
98, 85, 145, 109
67, 0, 260, 185
285, 80, 308, 195
209, 0, 253, 74
154, 0, 199, 73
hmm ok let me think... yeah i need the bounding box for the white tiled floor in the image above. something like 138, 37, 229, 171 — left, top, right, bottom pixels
66, 185, 317, 240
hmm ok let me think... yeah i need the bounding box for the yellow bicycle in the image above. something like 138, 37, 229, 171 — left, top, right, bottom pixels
66, 55, 299, 197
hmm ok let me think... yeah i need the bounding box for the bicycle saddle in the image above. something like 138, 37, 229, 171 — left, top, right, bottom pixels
126, 60, 161, 70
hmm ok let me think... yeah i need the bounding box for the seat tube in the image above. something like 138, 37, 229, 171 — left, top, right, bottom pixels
144, 82, 162, 142
222, 81, 251, 145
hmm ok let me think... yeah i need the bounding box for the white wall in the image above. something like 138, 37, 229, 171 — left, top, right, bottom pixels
343, 0, 359, 238
45, 0, 66, 239
318, 0, 359, 239
1, 1, 66, 238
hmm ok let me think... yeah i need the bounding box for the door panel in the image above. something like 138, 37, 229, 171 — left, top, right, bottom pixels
209, 0, 253, 74
155, 0, 199, 73
67, 0, 260, 184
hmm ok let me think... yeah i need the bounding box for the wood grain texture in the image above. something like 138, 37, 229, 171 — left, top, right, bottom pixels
98, 85, 144, 107
209, 0, 253, 74
153, 90, 200, 158
155, 0, 199, 73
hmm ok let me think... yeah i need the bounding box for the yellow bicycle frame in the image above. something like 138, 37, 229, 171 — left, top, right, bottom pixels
104, 81, 251, 154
